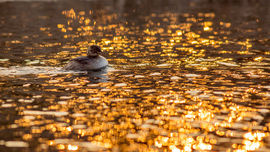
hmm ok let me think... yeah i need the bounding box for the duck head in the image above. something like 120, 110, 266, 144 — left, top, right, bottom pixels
87, 45, 102, 57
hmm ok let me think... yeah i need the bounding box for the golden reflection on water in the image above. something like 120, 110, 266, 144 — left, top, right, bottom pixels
0, 1, 270, 152
52, 8, 254, 69
43, 9, 268, 152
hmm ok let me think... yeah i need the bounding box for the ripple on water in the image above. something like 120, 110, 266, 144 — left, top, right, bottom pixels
0, 66, 71, 76
0, 66, 117, 76
5, 141, 29, 148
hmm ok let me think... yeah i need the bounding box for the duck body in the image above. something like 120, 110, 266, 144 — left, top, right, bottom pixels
63, 45, 108, 71
63, 55, 108, 71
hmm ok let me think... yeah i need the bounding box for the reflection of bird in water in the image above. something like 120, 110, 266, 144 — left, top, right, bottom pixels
63, 45, 108, 71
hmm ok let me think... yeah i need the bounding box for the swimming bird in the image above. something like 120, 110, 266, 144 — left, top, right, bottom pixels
63, 45, 108, 71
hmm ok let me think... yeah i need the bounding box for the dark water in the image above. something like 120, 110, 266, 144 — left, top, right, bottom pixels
0, 0, 270, 151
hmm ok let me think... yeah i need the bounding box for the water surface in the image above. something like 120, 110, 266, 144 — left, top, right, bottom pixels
0, 0, 270, 151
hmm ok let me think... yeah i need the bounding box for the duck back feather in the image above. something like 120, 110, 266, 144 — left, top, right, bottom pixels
63, 55, 108, 71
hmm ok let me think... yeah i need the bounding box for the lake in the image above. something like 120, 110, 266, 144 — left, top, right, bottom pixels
0, 0, 270, 151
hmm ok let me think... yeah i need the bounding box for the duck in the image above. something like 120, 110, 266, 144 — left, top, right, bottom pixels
63, 45, 108, 71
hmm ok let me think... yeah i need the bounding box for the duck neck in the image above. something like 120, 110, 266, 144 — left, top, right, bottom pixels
87, 55, 99, 58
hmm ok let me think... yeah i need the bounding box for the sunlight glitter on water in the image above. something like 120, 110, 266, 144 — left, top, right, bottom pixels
0, 0, 270, 152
